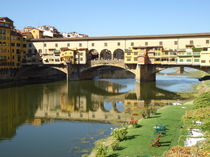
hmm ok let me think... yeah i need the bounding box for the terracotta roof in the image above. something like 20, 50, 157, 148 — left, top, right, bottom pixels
30, 32, 210, 42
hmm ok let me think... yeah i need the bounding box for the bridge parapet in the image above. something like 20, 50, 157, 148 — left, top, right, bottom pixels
90, 59, 124, 66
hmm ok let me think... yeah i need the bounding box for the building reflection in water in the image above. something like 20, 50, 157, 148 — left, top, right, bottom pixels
35, 80, 181, 124
0, 79, 181, 140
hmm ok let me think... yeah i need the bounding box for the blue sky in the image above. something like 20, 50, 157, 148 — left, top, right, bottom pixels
1, 0, 210, 36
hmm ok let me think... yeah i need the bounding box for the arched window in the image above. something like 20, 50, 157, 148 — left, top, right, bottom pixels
100, 49, 112, 60
113, 49, 124, 60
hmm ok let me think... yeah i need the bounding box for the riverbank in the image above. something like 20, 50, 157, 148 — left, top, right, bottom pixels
87, 80, 210, 157
87, 104, 192, 157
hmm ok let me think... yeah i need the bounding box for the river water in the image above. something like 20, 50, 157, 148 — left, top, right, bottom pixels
0, 75, 199, 157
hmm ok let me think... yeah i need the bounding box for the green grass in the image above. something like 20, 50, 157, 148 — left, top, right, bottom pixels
108, 105, 192, 157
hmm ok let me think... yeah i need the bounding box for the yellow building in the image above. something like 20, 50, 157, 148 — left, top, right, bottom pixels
29, 28, 43, 39
60, 47, 76, 64
0, 17, 27, 70
124, 46, 161, 64
11, 31, 27, 68
0, 18, 12, 69
124, 48, 144, 64
161, 50, 177, 64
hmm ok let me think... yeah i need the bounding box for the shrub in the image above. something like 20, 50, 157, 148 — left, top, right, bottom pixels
164, 146, 209, 157
111, 127, 128, 141
201, 122, 210, 132
183, 107, 210, 122
110, 140, 120, 151
193, 92, 210, 108
96, 144, 109, 157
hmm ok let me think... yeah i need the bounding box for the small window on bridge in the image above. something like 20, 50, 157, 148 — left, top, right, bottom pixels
117, 42, 120, 46
174, 41, 178, 45
91, 43, 95, 46
79, 43, 82, 47
190, 40, 194, 45
44, 43, 46, 47
67, 43, 70, 47
55, 43, 58, 47
145, 42, 148, 46
159, 41, 163, 46
104, 43, 108, 46
131, 42, 134, 46
206, 40, 209, 44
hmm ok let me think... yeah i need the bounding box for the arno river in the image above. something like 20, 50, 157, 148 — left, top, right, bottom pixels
0, 75, 198, 157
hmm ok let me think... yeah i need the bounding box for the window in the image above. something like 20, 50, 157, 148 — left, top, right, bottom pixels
134, 52, 138, 55
190, 40, 194, 45
55, 43, 58, 47
194, 59, 200, 62
67, 43, 70, 47
201, 60, 206, 63
179, 59, 183, 62
159, 41, 163, 46
79, 43, 82, 47
44, 43, 46, 47
187, 59, 191, 62
28, 43, 32, 47
117, 42, 120, 46
127, 58, 131, 61
91, 43, 94, 46
104, 43, 108, 46
131, 42, 134, 46
145, 42, 148, 46
174, 41, 178, 45
134, 58, 138, 61
206, 40, 209, 44
138, 58, 144, 61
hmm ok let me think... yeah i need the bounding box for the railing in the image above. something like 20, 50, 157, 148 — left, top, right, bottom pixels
90, 59, 124, 66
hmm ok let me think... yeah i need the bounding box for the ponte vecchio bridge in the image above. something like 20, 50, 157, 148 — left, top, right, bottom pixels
28, 32, 210, 82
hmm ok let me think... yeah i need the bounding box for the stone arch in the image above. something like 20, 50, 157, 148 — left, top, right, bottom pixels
100, 49, 112, 60
113, 49, 124, 60
101, 101, 112, 112
113, 101, 124, 113
89, 102, 100, 112
88, 49, 99, 60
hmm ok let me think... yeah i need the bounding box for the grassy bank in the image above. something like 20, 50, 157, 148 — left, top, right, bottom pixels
108, 105, 192, 157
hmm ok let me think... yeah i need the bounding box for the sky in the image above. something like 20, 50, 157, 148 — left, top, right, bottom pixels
1, 0, 210, 37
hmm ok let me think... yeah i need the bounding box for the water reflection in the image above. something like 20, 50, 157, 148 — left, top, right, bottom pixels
0, 79, 182, 141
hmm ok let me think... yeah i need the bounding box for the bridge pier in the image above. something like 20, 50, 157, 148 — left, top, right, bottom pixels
135, 64, 156, 82
65, 64, 81, 80
176, 67, 184, 74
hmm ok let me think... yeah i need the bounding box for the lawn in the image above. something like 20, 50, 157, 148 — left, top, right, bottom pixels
109, 104, 192, 157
